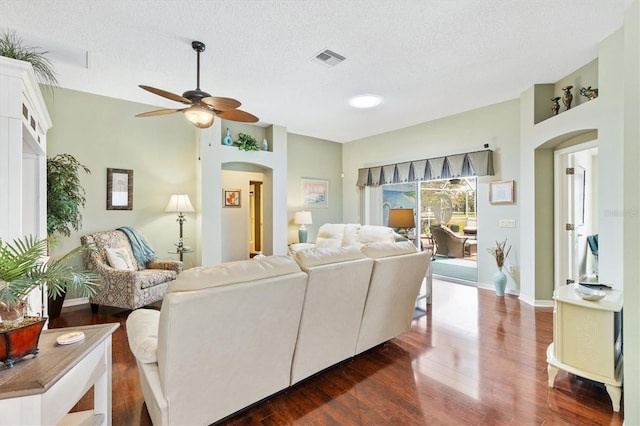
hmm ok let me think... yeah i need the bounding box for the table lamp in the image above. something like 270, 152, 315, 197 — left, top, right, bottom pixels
165, 194, 195, 260
294, 211, 313, 243
388, 208, 415, 235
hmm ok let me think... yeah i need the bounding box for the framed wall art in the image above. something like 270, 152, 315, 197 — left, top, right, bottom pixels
107, 168, 133, 210
489, 180, 515, 204
302, 178, 329, 208
223, 188, 241, 207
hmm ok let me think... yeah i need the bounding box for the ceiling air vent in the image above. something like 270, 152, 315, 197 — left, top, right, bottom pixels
310, 49, 346, 67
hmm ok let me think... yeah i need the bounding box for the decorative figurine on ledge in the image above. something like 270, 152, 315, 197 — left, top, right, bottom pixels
561, 86, 573, 110
551, 96, 561, 116
579, 86, 599, 100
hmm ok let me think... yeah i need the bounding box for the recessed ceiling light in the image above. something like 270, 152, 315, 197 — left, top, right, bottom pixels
349, 95, 382, 109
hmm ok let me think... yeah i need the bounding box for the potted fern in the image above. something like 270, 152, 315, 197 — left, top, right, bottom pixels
0, 236, 98, 367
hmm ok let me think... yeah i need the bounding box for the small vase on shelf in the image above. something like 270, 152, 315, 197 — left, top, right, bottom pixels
493, 267, 507, 296
222, 128, 233, 146
262, 138, 269, 151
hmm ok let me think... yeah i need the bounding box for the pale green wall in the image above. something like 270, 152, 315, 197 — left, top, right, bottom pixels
287, 133, 343, 244
342, 100, 521, 292
44, 88, 198, 277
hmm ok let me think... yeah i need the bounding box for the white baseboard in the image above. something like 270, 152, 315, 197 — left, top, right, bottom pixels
476, 281, 520, 297
63, 297, 89, 308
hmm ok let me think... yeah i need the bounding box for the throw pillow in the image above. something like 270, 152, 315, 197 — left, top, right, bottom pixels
105, 247, 134, 270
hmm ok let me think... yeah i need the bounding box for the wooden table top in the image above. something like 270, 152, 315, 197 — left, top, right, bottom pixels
0, 323, 119, 400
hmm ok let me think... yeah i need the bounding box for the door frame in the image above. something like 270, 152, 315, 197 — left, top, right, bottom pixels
553, 140, 598, 290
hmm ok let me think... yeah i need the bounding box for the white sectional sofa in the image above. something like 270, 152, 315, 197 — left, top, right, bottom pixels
290, 246, 374, 384
288, 223, 396, 253
126, 241, 429, 425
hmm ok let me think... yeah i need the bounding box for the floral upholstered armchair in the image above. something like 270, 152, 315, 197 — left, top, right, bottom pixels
80, 229, 183, 312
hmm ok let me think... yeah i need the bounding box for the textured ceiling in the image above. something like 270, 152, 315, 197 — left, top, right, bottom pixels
0, 1, 629, 142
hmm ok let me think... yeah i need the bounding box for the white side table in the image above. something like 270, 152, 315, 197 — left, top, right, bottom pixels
0, 323, 119, 425
546, 284, 623, 411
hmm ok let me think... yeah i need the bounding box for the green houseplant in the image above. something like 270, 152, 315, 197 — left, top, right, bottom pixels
0, 30, 58, 90
0, 236, 98, 367
236, 133, 260, 151
47, 154, 91, 237
46, 153, 91, 320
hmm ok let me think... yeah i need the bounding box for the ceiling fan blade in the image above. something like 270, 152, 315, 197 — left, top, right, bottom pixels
135, 108, 184, 117
201, 96, 241, 110
139, 85, 192, 104
217, 109, 259, 123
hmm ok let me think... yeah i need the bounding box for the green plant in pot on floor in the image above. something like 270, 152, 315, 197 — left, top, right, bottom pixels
46, 153, 91, 319
0, 236, 99, 367
487, 239, 511, 297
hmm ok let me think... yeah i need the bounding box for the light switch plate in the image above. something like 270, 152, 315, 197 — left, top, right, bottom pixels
499, 219, 516, 228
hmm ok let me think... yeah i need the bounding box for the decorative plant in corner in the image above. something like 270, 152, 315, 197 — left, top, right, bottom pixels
0, 29, 58, 93
487, 239, 511, 268
47, 154, 91, 238
235, 133, 260, 151
45, 153, 92, 320
487, 239, 511, 297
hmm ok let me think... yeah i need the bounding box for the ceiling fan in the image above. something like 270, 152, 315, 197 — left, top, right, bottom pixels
136, 41, 259, 129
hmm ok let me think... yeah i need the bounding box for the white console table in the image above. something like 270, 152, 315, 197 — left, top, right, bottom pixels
546, 284, 623, 412
0, 323, 119, 425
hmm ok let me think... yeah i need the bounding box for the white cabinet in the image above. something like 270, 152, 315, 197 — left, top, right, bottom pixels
0, 56, 52, 317
0, 324, 119, 425
546, 284, 623, 411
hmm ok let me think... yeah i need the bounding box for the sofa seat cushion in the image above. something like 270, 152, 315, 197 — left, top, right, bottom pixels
361, 241, 418, 259
169, 256, 301, 292
127, 308, 160, 363
293, 246, 366, 269
140, 269, 178, 289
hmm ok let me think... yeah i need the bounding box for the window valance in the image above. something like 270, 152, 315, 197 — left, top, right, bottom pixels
356, 149, 494, 187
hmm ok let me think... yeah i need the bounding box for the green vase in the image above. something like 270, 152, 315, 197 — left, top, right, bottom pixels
493, 267, 507, 296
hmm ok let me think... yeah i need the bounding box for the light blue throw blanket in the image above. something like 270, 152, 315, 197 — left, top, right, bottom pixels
117, 226, 157, 267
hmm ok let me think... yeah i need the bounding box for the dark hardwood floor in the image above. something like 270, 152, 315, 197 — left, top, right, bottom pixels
51, 279, 624, 425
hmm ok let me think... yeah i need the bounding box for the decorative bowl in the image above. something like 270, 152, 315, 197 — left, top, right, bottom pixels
575, 285, 606, 301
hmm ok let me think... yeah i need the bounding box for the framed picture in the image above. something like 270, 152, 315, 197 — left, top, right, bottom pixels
302, 178, 329, 208
223, 188, 241, 207
489, 180, 515, 204
107, 168, 133, 210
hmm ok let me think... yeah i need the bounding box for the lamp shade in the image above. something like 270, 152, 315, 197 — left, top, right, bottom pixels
388, 208, 415, 228
165, 194, 195, 213
294, 211, 313, 225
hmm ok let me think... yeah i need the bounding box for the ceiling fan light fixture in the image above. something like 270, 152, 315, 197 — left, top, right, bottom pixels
184, 104, 214, 128
348, 94, 382, 109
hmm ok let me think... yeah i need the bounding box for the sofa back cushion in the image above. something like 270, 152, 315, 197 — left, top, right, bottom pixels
314, 223, 347, 248
157, 260, 308, 425
361, 241, 417, 259
169, 255, 301, 292
341, 223, 363, 246
358, 225, 395, 245
292, 246, 366, 269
